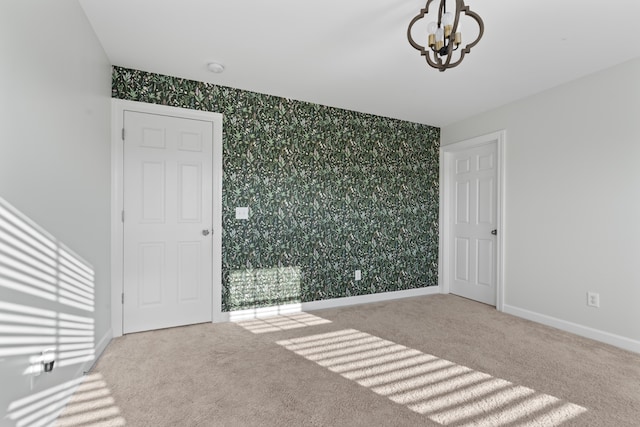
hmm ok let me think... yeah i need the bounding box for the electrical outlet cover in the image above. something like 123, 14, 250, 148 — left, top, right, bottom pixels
587, 292, 600, 307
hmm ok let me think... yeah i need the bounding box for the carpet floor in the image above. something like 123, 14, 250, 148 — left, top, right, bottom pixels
55, 294, 640, 426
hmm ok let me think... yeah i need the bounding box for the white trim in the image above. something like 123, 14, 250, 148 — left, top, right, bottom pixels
110, 101, 123, 337
93, 329, 113, 363
72, 328, 112, 377
221, 286, 441, 322
503, 304, 640, 354
110, 99, 223, 336
440, 130, 506, 311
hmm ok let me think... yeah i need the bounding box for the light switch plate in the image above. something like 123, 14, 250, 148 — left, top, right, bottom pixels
235, 207, 249, 220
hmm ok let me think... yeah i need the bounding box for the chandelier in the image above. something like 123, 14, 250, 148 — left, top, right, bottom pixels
407, 0, 484, 72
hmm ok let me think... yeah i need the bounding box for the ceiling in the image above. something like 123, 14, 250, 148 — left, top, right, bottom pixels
79, 0, 640, 127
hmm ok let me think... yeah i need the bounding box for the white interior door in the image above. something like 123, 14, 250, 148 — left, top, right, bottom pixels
449, 142, 498, 305
123, 111, 213, 333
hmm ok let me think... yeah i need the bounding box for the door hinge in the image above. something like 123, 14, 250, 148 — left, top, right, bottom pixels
121, 210, 125, 223
121, 293, 124, 304
121, 128, 125, 141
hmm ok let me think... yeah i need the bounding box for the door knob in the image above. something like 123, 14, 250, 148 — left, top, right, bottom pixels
202, 229, 211, 236
491, 229, 497, 236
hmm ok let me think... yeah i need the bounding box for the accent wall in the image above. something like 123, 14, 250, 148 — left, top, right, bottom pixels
112, 67, 440, 311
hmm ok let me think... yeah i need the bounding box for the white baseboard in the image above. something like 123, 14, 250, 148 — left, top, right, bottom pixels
301, 286, 441, 311
503, 304, 640, 354
94, 329, 113, 362
73, 328, 113, 377
221, 286, 441, 322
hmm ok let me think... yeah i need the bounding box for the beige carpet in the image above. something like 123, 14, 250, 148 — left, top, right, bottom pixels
55, 295, 640, 426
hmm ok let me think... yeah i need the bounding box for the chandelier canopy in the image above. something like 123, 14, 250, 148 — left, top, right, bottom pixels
407, 0, 484, 72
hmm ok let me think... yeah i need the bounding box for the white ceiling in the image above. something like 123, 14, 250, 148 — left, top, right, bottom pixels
79, 0, 640, 127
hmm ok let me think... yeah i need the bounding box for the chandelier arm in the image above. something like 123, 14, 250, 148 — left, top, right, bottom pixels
438, 0, 464, 70
446, 4, 483, 69
438, 0, 463, 71
451, 0, 462, 38
439, 44, 454, 71
442, 54, 465, 69
424, 51, 443, 70
460, 4, 484, 50
407, 10, 428, 51
407, 0, 438, 52
437, 0, 460, 71
442, 1, 484, 70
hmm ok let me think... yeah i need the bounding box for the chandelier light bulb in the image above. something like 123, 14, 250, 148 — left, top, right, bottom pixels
427, 21, 438, 34
435, 27, 445, 41
442, 12, 454, 26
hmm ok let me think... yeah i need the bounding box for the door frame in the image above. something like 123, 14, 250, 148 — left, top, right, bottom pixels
111, 99, 224, 337
439, 130, 506, 311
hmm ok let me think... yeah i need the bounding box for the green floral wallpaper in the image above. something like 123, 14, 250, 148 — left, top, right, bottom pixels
112, 66, 440, 311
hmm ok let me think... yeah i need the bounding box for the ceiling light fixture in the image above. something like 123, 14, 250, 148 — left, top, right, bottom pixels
408, 0, 484, 72
207, 62, 225, 73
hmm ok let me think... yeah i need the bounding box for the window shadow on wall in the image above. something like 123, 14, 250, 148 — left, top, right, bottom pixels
228, 266, 302, 309
0, 198, 123, 426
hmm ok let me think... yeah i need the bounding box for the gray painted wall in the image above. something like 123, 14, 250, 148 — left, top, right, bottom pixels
0, 0, 112, 424
442, 58, 640, 344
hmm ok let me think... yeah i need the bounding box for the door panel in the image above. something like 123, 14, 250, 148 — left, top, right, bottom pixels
450, 142, 497, 305
456, 181, 470, 224
177, 242, 201, 302
178, 163, 202, 222
139, 243, 164, 305
141, 162, 166, 223
477, 177, 494, 224
123, 111, 213, 333
455, 238, 470, 282
477, 239, 493, 286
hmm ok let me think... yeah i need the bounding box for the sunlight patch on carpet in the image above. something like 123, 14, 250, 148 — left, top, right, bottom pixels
277, 329, 587, 426
235, 312, 331, 334
5, 373, 124, 427
53, 373, 125, 427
